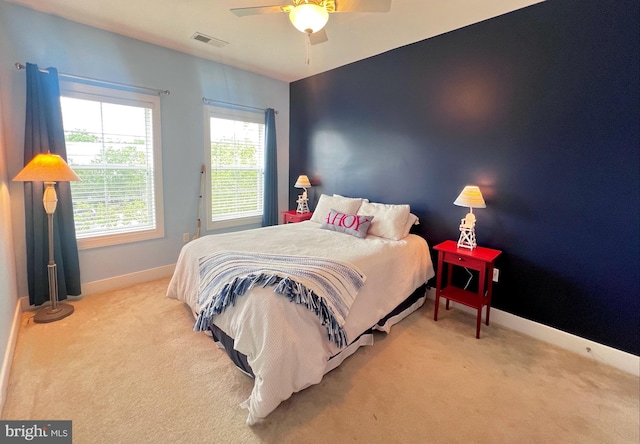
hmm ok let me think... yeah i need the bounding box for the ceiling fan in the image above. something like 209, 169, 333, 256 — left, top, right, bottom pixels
230, 0, 392, 45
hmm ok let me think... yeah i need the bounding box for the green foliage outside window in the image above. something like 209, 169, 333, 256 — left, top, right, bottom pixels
210, 132, 263, 219
66, 129, 152, 234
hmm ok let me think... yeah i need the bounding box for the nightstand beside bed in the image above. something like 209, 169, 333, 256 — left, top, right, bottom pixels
433, 240, 502, 338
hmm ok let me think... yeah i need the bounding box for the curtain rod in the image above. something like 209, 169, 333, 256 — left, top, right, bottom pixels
202, 97, 278, 114
15, 63, 170, 95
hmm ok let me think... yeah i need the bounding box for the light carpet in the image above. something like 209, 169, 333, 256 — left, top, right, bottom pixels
2, 278, 638, 443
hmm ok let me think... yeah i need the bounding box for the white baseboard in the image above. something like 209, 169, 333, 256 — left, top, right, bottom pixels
19, 264, 176, 312
426, 288, 639, 376
0, 298, 24, 414
79, 264, 175, 297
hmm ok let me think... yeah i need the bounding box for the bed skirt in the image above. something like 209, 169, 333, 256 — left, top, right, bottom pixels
209, 284, 428, 377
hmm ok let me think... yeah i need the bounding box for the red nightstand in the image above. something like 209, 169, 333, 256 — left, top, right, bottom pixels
433, 240, 502, 338
282, 210, 312, 224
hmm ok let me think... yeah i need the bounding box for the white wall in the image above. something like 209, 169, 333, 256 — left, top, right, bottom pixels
0, 1, 290, 299
0, 53, 21, 409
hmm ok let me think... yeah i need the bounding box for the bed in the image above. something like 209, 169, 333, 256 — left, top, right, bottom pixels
167, 194, 435, 424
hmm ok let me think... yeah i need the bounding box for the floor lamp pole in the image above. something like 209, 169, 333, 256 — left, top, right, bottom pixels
13, 153, 80, 323
34, 182, 74, 323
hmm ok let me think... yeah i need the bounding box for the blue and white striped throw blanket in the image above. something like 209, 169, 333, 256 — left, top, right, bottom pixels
194, 251, 366, 347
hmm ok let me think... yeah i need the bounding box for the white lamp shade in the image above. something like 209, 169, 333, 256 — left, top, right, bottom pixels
294, 175, 312, 188
454, 185, 486, 208
289, 3, 329, 34
13, 152, 80, 183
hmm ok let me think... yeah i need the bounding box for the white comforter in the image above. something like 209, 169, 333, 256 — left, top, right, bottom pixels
167, 220, 434, 424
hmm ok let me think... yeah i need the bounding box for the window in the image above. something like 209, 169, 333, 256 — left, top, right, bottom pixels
60, 83, 164, 249
204, 106, 265, 230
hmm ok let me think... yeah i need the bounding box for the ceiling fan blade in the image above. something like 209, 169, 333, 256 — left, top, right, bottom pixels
334, 0, 391, 13
230, 4, 291, 17
309, 29, 328, 45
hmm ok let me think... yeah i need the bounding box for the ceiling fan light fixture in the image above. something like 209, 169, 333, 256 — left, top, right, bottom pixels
289, 3, 329, 34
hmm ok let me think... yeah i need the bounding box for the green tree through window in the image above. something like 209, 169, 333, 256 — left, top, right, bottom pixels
207, 110, 265, 228
60, 84, 163, 249
66, 129, 150, 233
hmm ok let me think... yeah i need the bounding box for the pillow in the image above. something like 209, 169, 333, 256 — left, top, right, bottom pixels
311, 194, 363, 223
402, 213, 419, 238
333, 194, 369, 203
321, 209, 374, 238
357, 201, 411, 241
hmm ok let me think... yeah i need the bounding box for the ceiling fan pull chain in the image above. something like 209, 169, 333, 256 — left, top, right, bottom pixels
305, 33, 311, 65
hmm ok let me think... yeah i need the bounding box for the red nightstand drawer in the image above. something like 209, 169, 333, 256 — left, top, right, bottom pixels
282, 210, 312, 224
442, 251, 484, 271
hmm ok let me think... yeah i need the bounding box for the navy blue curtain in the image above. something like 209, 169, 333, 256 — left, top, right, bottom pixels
262, 108, 278, 226
23, 63, 81, 306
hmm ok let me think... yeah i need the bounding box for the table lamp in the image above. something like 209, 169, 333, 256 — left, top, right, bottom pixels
294, 175, 311, 214
453, 185, 486, 250
14, 151, 80, 322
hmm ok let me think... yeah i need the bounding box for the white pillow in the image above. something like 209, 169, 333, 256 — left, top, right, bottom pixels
311, 194, 364, 223
357, 202, 411, 241
402, 213, 419, 238
333, 194, 369, 203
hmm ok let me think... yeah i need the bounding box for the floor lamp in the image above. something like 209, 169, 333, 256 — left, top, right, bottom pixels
14, 152, 80, 323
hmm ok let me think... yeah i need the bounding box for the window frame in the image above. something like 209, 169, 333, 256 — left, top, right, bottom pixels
60, 82, 165, 250
203, 105, 265, 231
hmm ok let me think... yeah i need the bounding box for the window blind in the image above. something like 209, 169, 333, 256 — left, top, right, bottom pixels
62, 96, 157, 238
208, 113, 265, 223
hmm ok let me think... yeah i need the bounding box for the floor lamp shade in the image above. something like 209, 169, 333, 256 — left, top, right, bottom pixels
13, 152, 80, 182
14, 152, 80, 322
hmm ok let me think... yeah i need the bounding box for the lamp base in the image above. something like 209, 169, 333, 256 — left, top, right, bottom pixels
34, 302, 74, 323
296, 197, 310, 214
457, 226, 477, 250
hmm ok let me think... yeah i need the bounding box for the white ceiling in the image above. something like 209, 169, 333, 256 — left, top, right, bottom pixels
6, 0, 544, 82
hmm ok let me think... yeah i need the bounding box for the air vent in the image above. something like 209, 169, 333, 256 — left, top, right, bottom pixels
191, 32, 229, 48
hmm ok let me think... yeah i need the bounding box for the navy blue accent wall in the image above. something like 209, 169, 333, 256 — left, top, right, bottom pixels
289, 0, 639, 355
